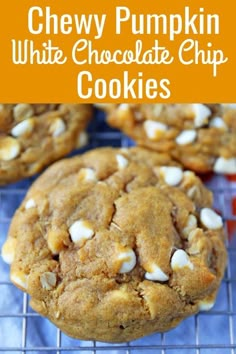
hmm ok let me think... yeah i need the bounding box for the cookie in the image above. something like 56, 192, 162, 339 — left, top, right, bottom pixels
0, 104, 92, 184
2, 147, 227, 342
101, 103, 236, 174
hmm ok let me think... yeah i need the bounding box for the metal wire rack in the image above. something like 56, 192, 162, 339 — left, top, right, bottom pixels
0, 109, 236, 354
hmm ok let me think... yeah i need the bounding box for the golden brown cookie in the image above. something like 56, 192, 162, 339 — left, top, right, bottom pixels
0, 104, 92, 184
101, 103, 236, 174
2, 147, 227, 342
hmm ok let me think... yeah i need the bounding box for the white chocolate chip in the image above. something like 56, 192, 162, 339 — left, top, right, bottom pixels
221, 103, 236, 110
1, 237, 17, 264
78, 168, 97, 182
11, 118, 34, 137
200, 208, 223, 230
118, 104, 130, 111
0, 137, 21, 161
13, 104, 33, 120
152, 104, 164, 116
171, 249, 194, 271
213, 157, 236, 175
182, 214, 198, 238
134, 111, 143, 121
176, 130, 197, 145
77, 131, 88, 148
198, 300, 215, 311
40, 272, 57, 290
49, 118, 66, 137
192, 104, 211, 127
183, 170, 195, 180
145, 264, 169, 282
209, 117, 227, 130
11, 271, 28, 289
117, 248, 136, 273
160, 166, 183, 186
69, 220, 94, 245
116, 154, 129, 170
116, 104, 132, 121
143, 120, 168, 140
25, 198, 36, 210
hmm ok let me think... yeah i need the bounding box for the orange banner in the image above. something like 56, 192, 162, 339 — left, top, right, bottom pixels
0, 0, 235, 102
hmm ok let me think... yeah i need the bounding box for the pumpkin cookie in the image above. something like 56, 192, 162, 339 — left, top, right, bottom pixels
0, 104, 92, 184
2, 147, 227, 342
101, 103, 236, 174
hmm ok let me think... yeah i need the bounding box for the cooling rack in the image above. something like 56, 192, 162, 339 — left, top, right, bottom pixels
0, 108, 236, 354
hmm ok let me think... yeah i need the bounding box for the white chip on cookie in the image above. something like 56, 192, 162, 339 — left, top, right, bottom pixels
221, 103, 236, 110
209, 117, 227, 130
11, 271, 28, 290
49, 118, 66, 137
116, 104, 132, 121
152, 104, 164, 116
171, 249, 194, 271
116, 154, 129, 170
69, 220, 94, 245
200, 208, 223, 230
40, 272, 57, 290
0, 137, 21, 161
78, 168, 97, 182
213, 157, 236, 174
77, 131, 88, 148
117, 248, 136, 273
1, 237, 17, 264
145, 264, 169, 282
192, 104, 211, 127
25, 198, 36, 210
11, 118, 34, 137
144, 120, 168, 140
182, 214, 198, 238
160, 166, 183, 186
198, 300, 215, 311
176, 130, 197, 145
13, 104, 34, 120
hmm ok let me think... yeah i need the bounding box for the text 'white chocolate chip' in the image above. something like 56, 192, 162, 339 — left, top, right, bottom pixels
213, 157, 236, 175
160, 166, 183, 186
192, 104, 211, 127
69, 220, 94, 245
25, 198, 36, 210
0, 137, 21, 161
50, 118, 66, 137
171, 249, 194, 271
200, 208, 223, 230
117, 248, 136, 273
11, 118, 34, 137
145, 264, 169, 282
144, 120, 168, 140
116, 154, 129, 170
176, 130, 197, 145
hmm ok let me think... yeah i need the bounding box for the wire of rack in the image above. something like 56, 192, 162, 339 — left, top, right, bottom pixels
0, 110, 236, 354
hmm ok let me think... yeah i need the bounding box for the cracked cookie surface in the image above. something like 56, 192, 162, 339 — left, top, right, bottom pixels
0, 104, 92, 184
101, 103, 236, 174
2, 147, 227, 342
